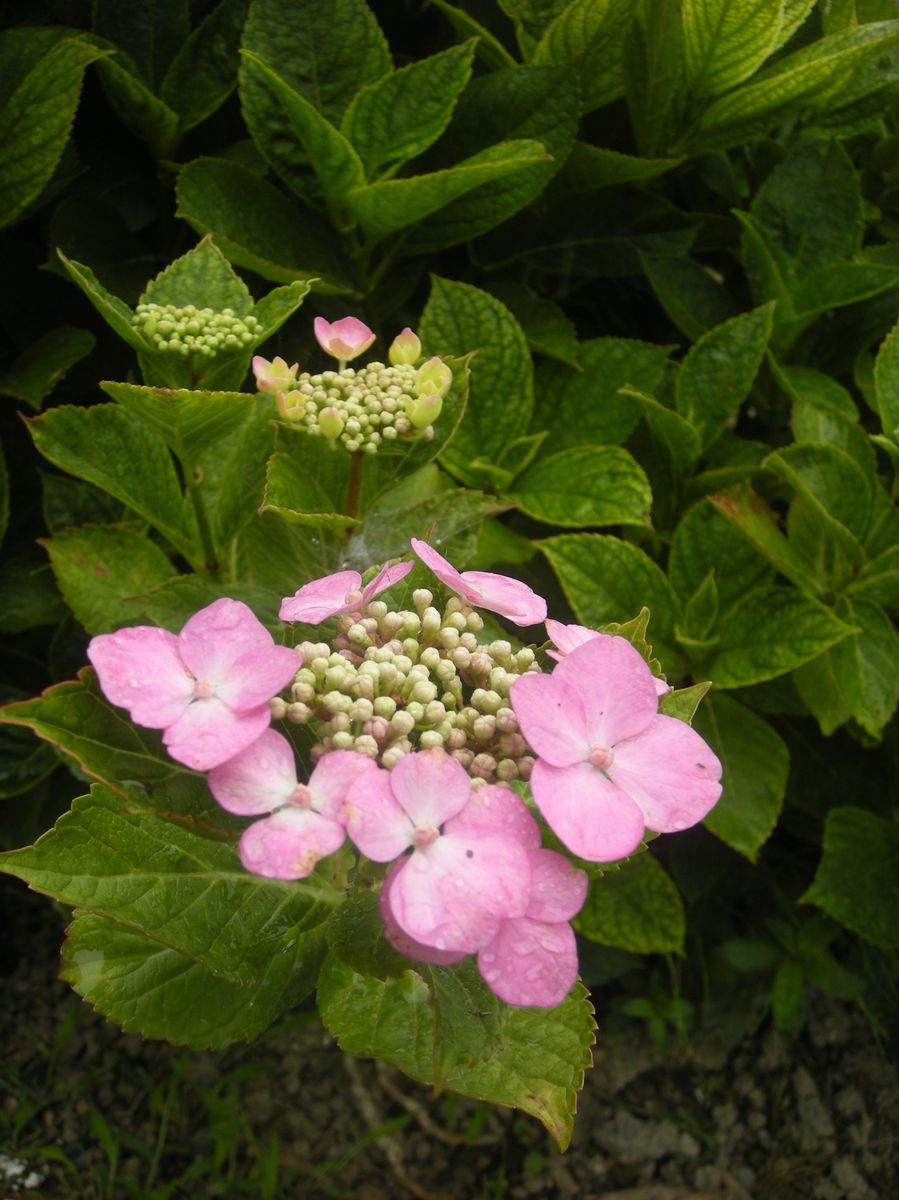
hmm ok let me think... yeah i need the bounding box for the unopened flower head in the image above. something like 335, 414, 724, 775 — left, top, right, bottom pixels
314, 316, 375, 364
253, 354, 299, 393
133, 303, 261, 358
388, 327, 421, 366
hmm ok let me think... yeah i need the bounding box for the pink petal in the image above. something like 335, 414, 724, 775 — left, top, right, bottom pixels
444, 783, 540, 852
343, 767, 413, 861
217, 643, 299, 712
88, 626, 192, 728
308, 749, 382, 821
609, 713, 722, 834
390, 831, 531, 954
360, 559, 414, 604
279, 570, 362, 623
525, 849, 588, 923
458, 570, 547, 626
410, 538, 468, 594
478, 918, 578, 1007
379, 861, 466, 966
163, 697, 271, 771
509, 670, 590, 767
239, 807, 345, 880
178, 598, 275, 685
314, 316, 375, 361
552, 635, 659, 748
207, 727, 297, 815
530, 758, 646, 862
545, 619, 599, 662
388, 747, 471, 828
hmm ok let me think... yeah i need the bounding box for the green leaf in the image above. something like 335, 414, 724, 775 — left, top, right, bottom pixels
541, 534, 684, 674
347, 139, 550, 239
509, 446, 652, 528
533, 0, 633, 111
658, 680, 711, 724
846, 545, 899, 607
0, 439, 7, 550
674, 304, 774, 451
794, 597, 899, 737
689, 20, 899, 152
670, 499, 774, 615
95, 55, 180, 157
0, 552, 65, 632
326, 890, 410, 979
93, 0, 188, 89
400, 65, 579, 254
574, 852, 684, 953
874, 314, 899, 439
341, 40, 477, 179
0, 326, 94, 411
0, 784, 335, 1047
701, 585, 856, 687
317, 954, 595, 1150
553, 141, 681, 194
26, 405, 197, 561
141, 236, 252, 314
0, 718, 58, 800
240, 51, 365, 217
177, 158, 351, 291
791, 260, 899, 321
421, 278, 533, 487
767, 440, 874, 543
708, 486, 815, 595
56, 251, 148, 352
751, 140, 863, 274
801, 806, 899, 949
640, 253, 739, 342
487, 283, 580, 368
41, 527, 177, 634
159, 0, 248, 132
127, 577, 282, 637
694, 693, 787, 859
347, 486, 508, 567
623, 0, 688, 157
0, 35, 106, 229
429, 0, 517, 69
621, 386, 702, 473
771, 958, 805, 1037
786, 365, 876, 474
250, 277, 314, 341
261, 449, 356, 531
683, 0, 785, 97
533, 338, 671, 451
99, 380, 254, 466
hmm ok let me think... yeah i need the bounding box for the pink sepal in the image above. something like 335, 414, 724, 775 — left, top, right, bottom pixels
478, 918, 578, 1008
208, 727, 297, 815
379, 861, 466, 966
239, 807, 345, 880
525, 848, 588, 923
163, 699, 271, 772
410, 539, 547, 627
88, 626, 191, 728
313, 316, 375, 362
530, 758, 646, 862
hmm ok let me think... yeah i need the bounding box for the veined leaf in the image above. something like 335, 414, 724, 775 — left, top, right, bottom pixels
533, 0, 634, 111
509, 446, 652, 527
683, 0, 785, 98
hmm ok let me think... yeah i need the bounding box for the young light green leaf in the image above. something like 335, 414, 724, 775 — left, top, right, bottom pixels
683, 0, 784, 98
552, 142, 681, 195
675, 304, 774, 451
0, 784, 336, 1047
347, 139, 550, 239
159, 0, 248, 132
533, 339, 671, 451
56, 252, 148, 352
623, 0, 688, 156
250, 278, 314, 341
100, 380, 254, 466
0, 36, 106, 228
873, 314, 899, 439
694, 693, 787, 859
341, 41, 477, 180
141, 236, 253, 313
317, 954, 595, 1150
534, 0, 633, 111
801, 807, 899, 949
575, 852, 684, 953
41, 526, 176, 634
540, 534, 684, 674
421, 278, 533, 487
261, 450, 357, 531
701, 585, 856, 687
27, 405, 197, 561
95, 56, 180, 157
510, 446, 652, 528
0, 327, 94, 411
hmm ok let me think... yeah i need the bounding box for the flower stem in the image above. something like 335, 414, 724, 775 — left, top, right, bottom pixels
187, 466, 219, 573
345, 450, 364, 521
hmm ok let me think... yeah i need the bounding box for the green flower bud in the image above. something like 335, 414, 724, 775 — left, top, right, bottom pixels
407, 391, 443, 430
388, 327, 421, 366
414, 356, 452, 399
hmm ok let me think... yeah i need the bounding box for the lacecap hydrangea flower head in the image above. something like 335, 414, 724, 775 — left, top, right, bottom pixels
87, 539, 722, 1010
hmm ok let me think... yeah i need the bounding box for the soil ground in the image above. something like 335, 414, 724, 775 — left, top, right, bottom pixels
1, 877, 896, 1199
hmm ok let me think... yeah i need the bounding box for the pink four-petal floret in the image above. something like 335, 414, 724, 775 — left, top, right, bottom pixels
411, 538, 547, 627
279, 560, 413, 624
313, 316, 376, 363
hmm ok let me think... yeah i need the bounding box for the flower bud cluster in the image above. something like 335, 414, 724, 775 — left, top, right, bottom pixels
275, 359, 449, 455
270, 593, 540, 782
133, 303, 261, 357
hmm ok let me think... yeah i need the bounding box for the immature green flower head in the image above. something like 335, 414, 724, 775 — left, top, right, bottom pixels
133, 303, 261, 358
388, 327, 421, 366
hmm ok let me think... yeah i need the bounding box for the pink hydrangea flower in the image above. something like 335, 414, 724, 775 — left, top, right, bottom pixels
379, 786, 588, 1008
208, 730, 379, 879
343, 750, 531, 953
313, 316, 375, 364
88, 598, 299, 771
410, 538, 547, 627
279, 560, 413, 624
511, 635, 722, 862
252, 355, 298, 394
545, 619, 669, 695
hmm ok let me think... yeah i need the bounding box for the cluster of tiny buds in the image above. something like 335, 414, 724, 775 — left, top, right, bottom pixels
268, 591, 540, 784
133, 303, 261, 357
276, 361, 443, 455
